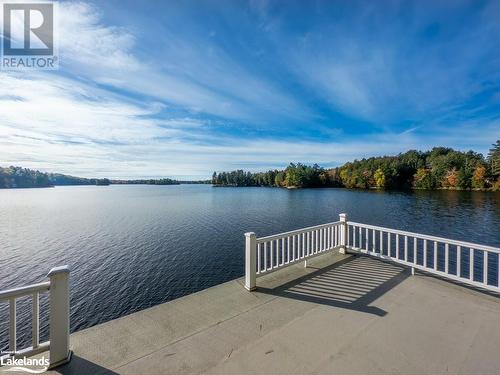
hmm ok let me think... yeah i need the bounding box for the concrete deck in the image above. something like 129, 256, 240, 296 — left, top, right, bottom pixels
11, 252, 500, 374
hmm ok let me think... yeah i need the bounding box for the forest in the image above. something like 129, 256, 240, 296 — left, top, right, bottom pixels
212, 142, 500, 191
0, 167, 203, 188
0, 166, 111, 188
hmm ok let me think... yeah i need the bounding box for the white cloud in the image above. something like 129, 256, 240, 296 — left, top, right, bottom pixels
1, 1, 498, 179
54, 2, 310, 123
285, 2, 500, 124
58, 2, 139, 71
0, 72, 496, 179
0, 72, 168, 143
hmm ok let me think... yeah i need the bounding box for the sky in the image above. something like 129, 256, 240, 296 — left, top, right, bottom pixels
0, 0, 499, 179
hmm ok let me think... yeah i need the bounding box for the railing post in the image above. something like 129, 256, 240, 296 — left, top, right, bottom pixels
47, 266, 71, 368
339, 213, 348, 254
245, 232, 257, 291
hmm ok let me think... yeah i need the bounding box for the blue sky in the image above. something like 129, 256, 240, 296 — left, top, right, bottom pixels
1, 0, 499, 179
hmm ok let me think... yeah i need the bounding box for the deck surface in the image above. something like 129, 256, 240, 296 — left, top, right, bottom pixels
10, 252, 500, 374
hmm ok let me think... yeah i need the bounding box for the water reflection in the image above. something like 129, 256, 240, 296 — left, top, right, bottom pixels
0, 185, 498, 350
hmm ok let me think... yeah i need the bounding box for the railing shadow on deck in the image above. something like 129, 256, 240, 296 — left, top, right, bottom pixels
257, 255, 410, 317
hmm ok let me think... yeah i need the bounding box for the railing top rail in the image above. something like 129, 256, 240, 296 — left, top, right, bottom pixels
347, 221, 500, 253
0, 281, 50, 301
257, 221, 342, 243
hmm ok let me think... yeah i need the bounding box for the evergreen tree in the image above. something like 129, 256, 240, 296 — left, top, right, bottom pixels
488, 140, 500, 177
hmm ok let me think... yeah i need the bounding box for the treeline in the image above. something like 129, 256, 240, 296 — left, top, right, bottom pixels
212, 164, 332, 188
49, 173, 110, 186
112, 179, 180, 185
0, 166, 210, 189
0, 166, 110, 188
0, 166, 52, 188
177, 180, 212, 184
212, 142, 500, 191
112, 179, 210, 185
334, 147, 493, 190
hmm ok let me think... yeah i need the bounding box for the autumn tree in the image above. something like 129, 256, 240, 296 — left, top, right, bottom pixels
413, 168, 433, 190
374, 168, 386, 188
472, 166, 486, 189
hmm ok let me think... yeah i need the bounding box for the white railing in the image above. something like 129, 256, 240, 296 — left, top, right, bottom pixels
244, 213, 500, 293
346, 220, 500, 293
244, 214, 348, 290
0, 266, 71, 368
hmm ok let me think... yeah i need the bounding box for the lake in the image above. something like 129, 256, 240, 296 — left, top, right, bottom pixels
0, 184, 499, 349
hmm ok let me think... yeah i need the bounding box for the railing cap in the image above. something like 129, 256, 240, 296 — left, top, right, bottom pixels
47, 265, 70, 277
244, 232, 256, 237
339, 213, 347, 221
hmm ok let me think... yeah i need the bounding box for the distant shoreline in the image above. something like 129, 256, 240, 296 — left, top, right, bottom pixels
2, 143, 499, 190
0, 165, 210, 189
0, 181, 210, 190
1, 184, 497, 192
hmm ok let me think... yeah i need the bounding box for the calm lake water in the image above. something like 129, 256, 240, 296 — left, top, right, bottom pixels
1, 184, 499, 349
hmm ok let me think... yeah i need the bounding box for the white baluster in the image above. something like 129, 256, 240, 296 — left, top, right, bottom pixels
498, 252, 500, 288
306, 232, 309, 256
404, 236, 408, 262
328, 226, 332, 249
320, 228, 323, 252
396, 234, 399, 259
264, 242, 268, 271
300, 233, 304, 258
281, 238, 285, 265
9, 298, 16, 352
325, 227, 328, 250
434, 242, 438, 270
257, 243, 261, 274
413, 238, 417, 265
469, 248, 474, 281
445, 243, 449, 274
32, 292, 39, 349
388, 232, 391, 257
270, 240, 274, 268
372, 229, 376, 252
423, 240, 427, 268
287, 237, 291, 263
483, 251, 488, 285
359, 226, 362, 250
